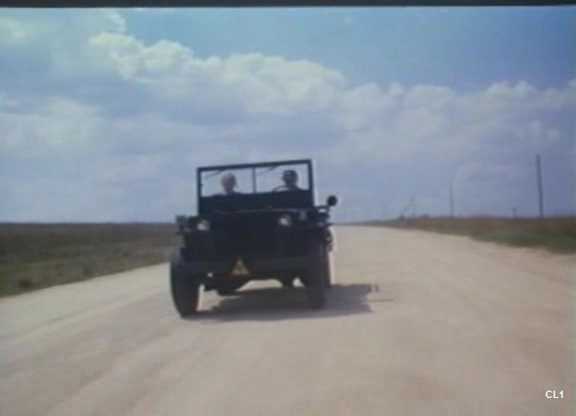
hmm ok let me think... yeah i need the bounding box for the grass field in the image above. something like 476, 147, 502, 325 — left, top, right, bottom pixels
0, 223, 179, 297
363, 216, 576, 254
3, 218, 574, 297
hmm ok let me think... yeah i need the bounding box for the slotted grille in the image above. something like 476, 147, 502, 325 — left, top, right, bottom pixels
212, 212, 279, 257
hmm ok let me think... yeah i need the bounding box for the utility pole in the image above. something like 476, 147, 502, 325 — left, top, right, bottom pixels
536, 154, 544, 218
399, 197, 415, 220
450, 167, 460, 218
449, 182, 455, 218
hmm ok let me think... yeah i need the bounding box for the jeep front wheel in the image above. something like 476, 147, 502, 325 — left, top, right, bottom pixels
322, 251, 333, 289
304, 242, 329, 309
170, 254, 202, 317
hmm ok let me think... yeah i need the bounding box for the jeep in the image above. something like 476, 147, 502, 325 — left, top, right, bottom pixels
170, 159, 338, 317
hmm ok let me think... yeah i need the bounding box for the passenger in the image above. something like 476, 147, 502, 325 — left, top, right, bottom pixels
220, 173, 239, 195
273, 169, 301, 191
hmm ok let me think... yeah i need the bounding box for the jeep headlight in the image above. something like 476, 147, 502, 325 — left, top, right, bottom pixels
278, 214, 292, 227
197, 219, 210, 231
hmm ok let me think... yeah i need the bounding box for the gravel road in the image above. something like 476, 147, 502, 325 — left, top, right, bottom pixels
1, 226, 573, 415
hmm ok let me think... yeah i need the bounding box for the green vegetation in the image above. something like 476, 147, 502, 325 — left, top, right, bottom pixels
363, 216, 576, 254
3, 218, 573, 297
0, 223, 179, 297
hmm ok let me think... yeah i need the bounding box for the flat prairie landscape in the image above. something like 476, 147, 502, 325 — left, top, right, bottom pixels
0, 223, 178, 297
364, 217, 576, 254
1, 218, 575, 297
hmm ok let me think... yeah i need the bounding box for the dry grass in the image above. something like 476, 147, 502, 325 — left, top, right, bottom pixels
363, 216, 576, 254
0, 223, 179, 297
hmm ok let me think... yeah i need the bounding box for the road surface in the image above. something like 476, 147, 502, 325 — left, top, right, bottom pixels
0, 226, 574, 415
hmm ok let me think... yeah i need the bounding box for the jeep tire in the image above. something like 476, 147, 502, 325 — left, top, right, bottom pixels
304, 241, 329, 309
322, 251, 333, 289
170, 253, 202, 317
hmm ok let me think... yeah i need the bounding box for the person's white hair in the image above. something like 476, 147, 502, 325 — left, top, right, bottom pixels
221, 173, 237, 186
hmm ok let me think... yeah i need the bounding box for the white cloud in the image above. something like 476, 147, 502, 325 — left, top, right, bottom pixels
88, 32, 347, 116
0, 17, 32, 45
1, 11, 574, 221
0, 97, 106, 159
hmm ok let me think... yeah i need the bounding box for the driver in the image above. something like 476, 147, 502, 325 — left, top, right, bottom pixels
273, 169, 301, 192
220, 173, 239, 195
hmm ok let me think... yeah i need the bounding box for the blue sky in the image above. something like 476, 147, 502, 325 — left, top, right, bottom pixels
125, 8, 575, 90
0, 7, 574, 221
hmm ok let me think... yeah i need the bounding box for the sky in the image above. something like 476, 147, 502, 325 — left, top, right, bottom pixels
0, 7, 575, 222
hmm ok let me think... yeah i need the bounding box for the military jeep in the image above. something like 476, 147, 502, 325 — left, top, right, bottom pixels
170, 159, 338, 317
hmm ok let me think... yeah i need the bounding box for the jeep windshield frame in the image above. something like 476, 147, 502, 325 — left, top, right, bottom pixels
197, 159, 314, 215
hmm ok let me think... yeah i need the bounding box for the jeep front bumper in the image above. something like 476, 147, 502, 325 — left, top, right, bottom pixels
177, 255, 310, 278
